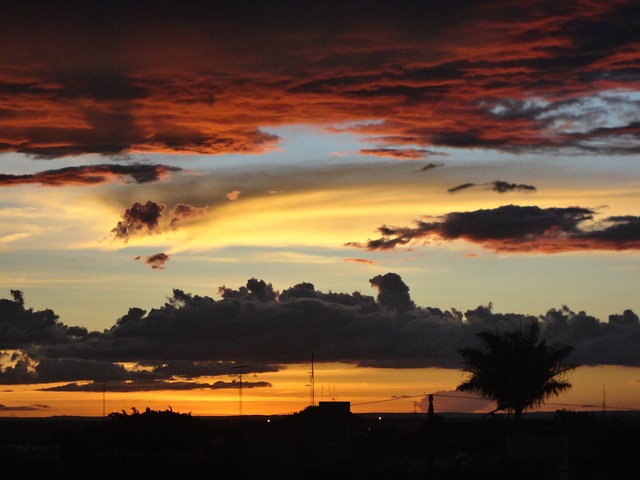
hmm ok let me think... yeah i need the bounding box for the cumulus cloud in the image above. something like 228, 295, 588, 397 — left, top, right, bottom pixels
10, 289, 24, 305
111, 200, 165, 241
448, 181, 537, 194
219, 278, 278, 303
347, 205, 640, 253
0, 164, 181, 187
111, 201, 208, 241
369, 273, 414, 311
135, 253, 170, 270
0, 290, 88, 349
3, 275, 640, 392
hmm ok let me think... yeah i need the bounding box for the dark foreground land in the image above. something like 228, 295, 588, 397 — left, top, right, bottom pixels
1, 404, 640, 479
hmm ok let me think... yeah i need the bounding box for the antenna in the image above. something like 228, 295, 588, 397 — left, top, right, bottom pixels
602, 383, 606, 414
232, 364, 251, 417
309, 353, 315, 407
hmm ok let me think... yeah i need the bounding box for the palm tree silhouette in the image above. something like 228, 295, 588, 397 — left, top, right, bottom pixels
457, 321, 576, 422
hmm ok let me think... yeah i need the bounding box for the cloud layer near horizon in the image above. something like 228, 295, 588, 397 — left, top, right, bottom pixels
0, 0, 638, 158
2, 274, 639, 391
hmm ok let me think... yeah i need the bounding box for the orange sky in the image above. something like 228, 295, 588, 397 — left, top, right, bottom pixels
1, 1, 640, 416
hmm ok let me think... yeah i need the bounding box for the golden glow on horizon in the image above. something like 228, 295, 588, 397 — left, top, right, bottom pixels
3, 364, 640, 418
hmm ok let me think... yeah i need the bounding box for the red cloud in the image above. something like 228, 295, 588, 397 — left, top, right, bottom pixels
0, 164, 180, 187
344, 257, 377, 265
135, 252, 171, 270
0, 1, 637, 158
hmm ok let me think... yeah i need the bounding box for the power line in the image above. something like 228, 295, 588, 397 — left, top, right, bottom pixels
353, 395, 425, 406
353, 392, 640, 412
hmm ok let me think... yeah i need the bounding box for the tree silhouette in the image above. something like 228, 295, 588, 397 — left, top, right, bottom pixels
457, 322, 576, 421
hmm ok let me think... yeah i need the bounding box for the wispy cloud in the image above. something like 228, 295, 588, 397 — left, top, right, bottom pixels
447, 181, 537, 194
358, 148, 441, 160
0, 164, 181, 187
344, 258, 377, 265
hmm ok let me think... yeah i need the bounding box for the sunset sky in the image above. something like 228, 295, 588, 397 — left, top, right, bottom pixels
1, 0, 640, 417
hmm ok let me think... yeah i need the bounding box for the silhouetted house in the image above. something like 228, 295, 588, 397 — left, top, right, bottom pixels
305, 401, 352, 471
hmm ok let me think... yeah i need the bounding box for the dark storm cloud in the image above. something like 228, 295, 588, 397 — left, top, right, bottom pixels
0, 291, 87, 349
10, 289, 24, 305
0, 0, 637, 157
447, 181, 537, 194
0, 164, 181, 187
110, 201, 165, 242
3, 276, 640, 390
142, 360, 280, 379
369, 273, 414, 312
135, 253, 170, 270
0, 354, 133, 385
219, 278, 278, 303
347, 205, 640, 253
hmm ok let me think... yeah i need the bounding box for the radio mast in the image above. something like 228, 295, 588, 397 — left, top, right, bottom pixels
309, 353, 315, 407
